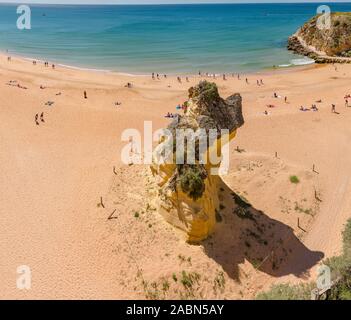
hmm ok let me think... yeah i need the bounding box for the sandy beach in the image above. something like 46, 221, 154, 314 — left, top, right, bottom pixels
1, 53, 351, 299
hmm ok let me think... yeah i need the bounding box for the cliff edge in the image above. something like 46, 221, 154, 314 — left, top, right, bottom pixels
288, 12, 351, 63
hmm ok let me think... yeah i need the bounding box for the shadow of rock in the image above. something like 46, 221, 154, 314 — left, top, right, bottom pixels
203, 179, 324, 282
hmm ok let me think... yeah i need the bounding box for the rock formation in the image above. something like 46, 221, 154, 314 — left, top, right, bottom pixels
151, 81, 244, 243
288, 12, 351, 64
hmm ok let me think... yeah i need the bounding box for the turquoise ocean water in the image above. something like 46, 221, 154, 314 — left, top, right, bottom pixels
0, 3, 351, 74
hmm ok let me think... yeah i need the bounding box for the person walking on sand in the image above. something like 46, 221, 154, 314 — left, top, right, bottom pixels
40, 112, 45, 123
177, 77, 181, 83
223, 74, 226, 81
284, 96, 288, 103
84, 91, 87, 99
345, 98, 349, 107
245, 78, 249, 84
332, 104, 336, 113
35, 114, 39, 126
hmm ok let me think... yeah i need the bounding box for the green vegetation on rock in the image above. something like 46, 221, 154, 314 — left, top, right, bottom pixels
178, 165, 206, 201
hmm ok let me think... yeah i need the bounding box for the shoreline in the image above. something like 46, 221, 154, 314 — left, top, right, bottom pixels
2, 49, 318, 79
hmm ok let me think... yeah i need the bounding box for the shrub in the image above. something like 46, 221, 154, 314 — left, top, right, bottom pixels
256, 283, 314, 300
290, 175, 300, 184
179, 166, 205, 201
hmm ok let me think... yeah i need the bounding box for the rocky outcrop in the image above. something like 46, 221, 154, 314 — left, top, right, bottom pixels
151, 81, 244, 243
288, 12, 351, 64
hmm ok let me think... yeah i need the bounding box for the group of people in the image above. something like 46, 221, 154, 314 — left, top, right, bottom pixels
152, 73, 167, 80
6, 80, 27, 90
35, 112, 45, 126
42, 61, 55, 69
150, 71, 266, 87
299, 104, 319, 112
165, 112, 178, 119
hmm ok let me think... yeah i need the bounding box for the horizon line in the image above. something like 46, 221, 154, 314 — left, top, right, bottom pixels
0, 1, 349, 5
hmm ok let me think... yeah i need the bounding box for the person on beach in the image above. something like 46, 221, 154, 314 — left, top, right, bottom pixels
331, 104, 336, 113
164, 74, 167, 79
223, 74, 226, 81
257, 80, 260, 86
152, 73, 155, 80
284, 96, 288, 103
245, 78, 249, 84
84, 91, 87, 99
157, 74, 160, 79
35, 114, 39, 126
237, 74, 240, 80
177, 77, 181, 83
52, 64, 55, 69
7, 56, 11, 62
345, 98, 349, 107
186, 77, 189, 82
40, 112, 45, 123
260, 79, 264, 85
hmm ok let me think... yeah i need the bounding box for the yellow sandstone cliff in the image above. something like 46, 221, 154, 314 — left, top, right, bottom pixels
151, 81, 244, 243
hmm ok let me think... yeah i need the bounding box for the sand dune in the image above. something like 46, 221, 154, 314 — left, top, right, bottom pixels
1, 54, 351, 299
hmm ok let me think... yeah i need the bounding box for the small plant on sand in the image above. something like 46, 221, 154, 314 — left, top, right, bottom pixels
180, 271, 201, 290
213, 271, 226, 295
290, 175, 300, 184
